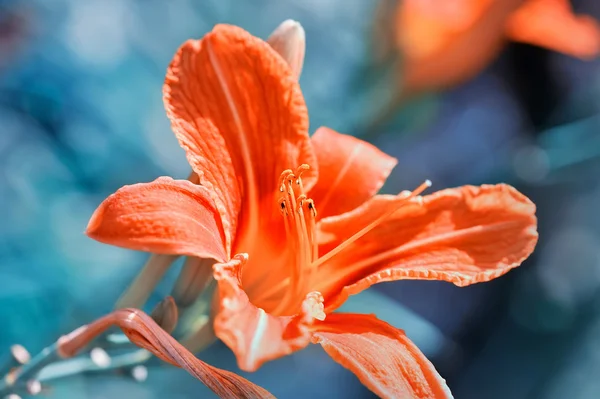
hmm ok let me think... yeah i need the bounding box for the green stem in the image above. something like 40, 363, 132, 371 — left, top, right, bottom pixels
0, 343, 60, 395
115, 254, 178, 309
171, 257, 215, 308
36, 350, 152, 382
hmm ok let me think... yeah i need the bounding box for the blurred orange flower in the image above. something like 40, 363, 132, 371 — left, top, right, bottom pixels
373, 0, 600, 117
87, 22, 538, 398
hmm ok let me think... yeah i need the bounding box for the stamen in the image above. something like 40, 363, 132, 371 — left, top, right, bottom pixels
294, 202, 311, 295
250, 198, 319, 307
304, 199, 318, 261
295, 164, 310, 176
413, 179, 432, 196
271, 165, 319, 315
312, 179, 432, 269
279, 169, 294, 192
295, 164, 310, 192
297, 194, 307, 208
306, 200, 317, 217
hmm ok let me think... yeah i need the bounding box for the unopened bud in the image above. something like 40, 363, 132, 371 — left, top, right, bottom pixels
90, 347, 111, 368
26, 380, 41, 395
130, 365, 148, 382
267, 19, 305, 79
150, 296, 179, 334
10, 345, 30, 365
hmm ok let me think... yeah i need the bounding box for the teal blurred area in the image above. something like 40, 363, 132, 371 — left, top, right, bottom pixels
0, 0, 599, 398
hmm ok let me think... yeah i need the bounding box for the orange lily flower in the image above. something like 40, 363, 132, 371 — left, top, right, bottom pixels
87, 23, 538, 398
372, 0, 600, 116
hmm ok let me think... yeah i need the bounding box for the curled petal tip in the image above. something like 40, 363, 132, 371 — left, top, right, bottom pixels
85, 206, 103, 238
267, 19, 306, 79
150, 296, 179, 334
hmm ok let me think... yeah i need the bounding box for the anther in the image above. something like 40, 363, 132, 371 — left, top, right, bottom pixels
296, 164, 310, 176
297, 194, 307, 208
279, 169, 294, 186
279, 199, 288, 215
416, 179, 432, 194
306, 200, 317, 217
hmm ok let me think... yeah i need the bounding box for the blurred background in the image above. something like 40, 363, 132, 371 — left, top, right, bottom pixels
1, 0, 600, 398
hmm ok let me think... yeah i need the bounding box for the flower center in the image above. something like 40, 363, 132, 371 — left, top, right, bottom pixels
247, 165, 432, 318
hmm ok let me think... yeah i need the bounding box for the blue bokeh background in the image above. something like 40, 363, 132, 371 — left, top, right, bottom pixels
1, 0, 600, 398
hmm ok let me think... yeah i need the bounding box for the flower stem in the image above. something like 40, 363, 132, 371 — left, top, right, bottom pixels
0, 315, 152, 397
0, 343, 60, 394
171, 257, 215, 308
179, 317, 217, 354
115, 254, 178, 309
36, 349, 152, 382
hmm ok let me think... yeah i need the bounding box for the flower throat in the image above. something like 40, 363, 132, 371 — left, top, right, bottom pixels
256, 164, 431, 317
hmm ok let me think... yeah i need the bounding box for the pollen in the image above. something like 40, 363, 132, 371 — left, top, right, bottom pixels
304, 292, 326, 321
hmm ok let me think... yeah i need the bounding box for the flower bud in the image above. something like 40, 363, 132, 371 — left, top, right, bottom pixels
267, 19, 305, 79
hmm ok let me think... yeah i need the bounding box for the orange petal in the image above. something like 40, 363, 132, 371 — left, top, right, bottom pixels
312, 313, 453, 399
87, 177, 227, 262
164, 24, 316, 250
309, 127, 397, 219
315, 184, 538, 311
505, 0, 600, 59
213, 254, 324, 371
58, 309, 275, 399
